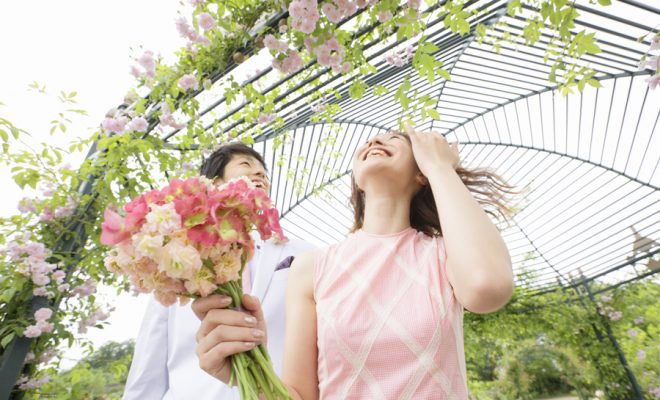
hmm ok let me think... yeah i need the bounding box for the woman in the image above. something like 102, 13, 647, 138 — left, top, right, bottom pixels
281, 128, 515, 399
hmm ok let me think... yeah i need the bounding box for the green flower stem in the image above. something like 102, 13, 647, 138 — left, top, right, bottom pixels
215, 273, 290, 399
247, 357, 275, 400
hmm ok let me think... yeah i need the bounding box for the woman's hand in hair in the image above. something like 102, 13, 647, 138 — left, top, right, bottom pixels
404, 124, 459, 176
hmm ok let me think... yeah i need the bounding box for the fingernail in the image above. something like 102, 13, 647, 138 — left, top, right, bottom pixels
219, 297, 232, 304
244, 316, 257, 325
244, 342, 256, 348
252, 329, 264, 338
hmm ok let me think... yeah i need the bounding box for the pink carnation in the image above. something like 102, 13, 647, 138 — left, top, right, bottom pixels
100, 208, 132, 245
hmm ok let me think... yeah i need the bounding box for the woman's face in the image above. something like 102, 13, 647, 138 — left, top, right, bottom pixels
216, 154, 270, 192
352, 131, 421, 193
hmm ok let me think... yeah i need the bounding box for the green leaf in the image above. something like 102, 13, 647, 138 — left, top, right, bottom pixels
1, 333, 15, 348
348, 80, 368, 99
587, 79, 602, 88
597, 0, 611, 5
428, 109, 441, 120
372, 85, 389, 96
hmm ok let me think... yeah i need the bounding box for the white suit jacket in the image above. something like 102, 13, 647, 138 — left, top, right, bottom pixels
122, 237, 315, 400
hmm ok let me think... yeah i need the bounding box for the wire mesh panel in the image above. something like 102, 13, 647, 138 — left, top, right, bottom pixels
158, 0, 659, 292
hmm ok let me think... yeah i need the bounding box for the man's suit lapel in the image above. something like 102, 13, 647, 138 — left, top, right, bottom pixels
252, 240, 285, 301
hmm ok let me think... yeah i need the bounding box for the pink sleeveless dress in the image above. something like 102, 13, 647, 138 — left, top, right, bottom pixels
313, 227, 468, 399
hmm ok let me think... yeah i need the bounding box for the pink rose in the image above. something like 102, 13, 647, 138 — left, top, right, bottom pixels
24, 325, 41, 338
36, 321, 54, 333
34, 308, 52, 322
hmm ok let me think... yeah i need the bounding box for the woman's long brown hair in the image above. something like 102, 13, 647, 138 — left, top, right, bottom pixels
350, 132, 517, 237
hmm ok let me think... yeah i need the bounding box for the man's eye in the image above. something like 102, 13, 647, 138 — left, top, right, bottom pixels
242, 162, 250, 166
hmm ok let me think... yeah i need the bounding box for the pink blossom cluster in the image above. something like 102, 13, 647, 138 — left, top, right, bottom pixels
77, 307, 113, 334
308, 36, 350, 73
24, 348, 56, 365
197, 12, 216, 31
650, 386, 660, 399
289, 0, 320, 34
23, 307, 54, 338
384, 46, 414, 67
4, 239, 67, 296
175, 16, 211, 49
159, 102, 187, 130
273, 50, 304, 74
377, 10, 393, 22
264, 35, 304, 74
101, 115, 148, 134
39, 195, 79, 221
178, 74, 199, 91
309, 93, 328, 113
130, 50, 157, 80
16, 375, 50, 390
101, 176, 286, 306
258, 113, 276, 125
639, 34, 660, 89
18, 198, 37, 213
70, 278, 97, 297
321, 0, 359, 23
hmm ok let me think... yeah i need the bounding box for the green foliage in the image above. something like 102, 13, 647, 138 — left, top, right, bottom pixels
464, 276, 660, 399
25, 340, 135, 400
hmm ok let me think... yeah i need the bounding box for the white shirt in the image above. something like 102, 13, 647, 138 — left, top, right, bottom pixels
122, 237, 314, 400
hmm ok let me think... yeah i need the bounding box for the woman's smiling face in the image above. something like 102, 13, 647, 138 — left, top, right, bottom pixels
352, 131, 422, 194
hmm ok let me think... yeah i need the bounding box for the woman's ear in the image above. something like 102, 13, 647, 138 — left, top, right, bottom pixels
415, 173, 428, 186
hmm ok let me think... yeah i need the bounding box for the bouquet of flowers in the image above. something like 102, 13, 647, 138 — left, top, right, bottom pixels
100, 176, 291, 400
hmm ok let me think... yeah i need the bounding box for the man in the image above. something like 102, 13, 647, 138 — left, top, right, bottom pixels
123, 143, 314, 399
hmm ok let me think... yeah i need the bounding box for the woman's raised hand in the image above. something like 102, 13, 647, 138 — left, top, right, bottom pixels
404, 123, 459, 176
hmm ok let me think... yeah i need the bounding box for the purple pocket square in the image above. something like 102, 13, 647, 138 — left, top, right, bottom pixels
275, 256, 295, 272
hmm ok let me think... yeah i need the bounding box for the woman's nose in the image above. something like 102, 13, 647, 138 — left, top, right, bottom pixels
367, 136, 384, 147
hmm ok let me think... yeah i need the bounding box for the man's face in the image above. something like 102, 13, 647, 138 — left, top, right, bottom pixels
217, 154, 270, 192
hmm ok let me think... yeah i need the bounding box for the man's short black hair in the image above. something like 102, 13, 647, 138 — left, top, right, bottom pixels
199, 142, 267, 180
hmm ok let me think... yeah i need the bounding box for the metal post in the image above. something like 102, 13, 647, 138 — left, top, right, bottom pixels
581, 279, 644, 399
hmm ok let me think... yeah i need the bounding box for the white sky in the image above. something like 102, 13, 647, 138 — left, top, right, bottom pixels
0, 1, 188, 369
